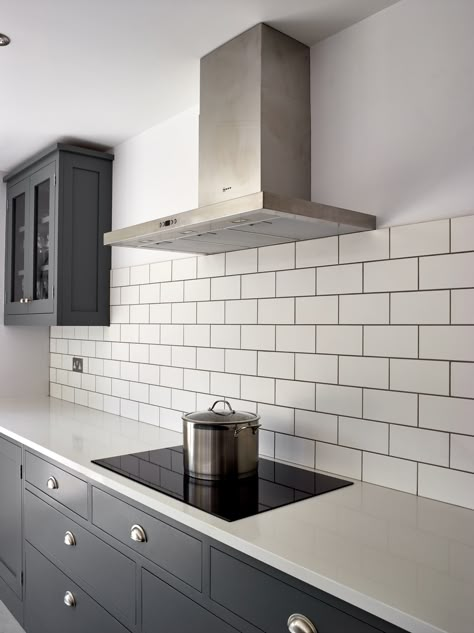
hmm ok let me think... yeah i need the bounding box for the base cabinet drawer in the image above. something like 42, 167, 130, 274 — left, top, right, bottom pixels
142, 568, 237, 633
25, 543, 129, 633
210, 548, 385, 633
24, 490, 136, 628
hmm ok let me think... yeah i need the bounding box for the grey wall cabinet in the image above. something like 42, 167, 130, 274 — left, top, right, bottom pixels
4, 143, 113, 326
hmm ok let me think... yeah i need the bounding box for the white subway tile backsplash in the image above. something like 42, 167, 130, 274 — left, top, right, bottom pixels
420, 326, 474, 362
340, 229, 389, 264
420, 252, 474, 289
295, 410, 337, 443
317, 326, 362, 355
110, 287, 121, 305
316, 384, 362, 417
339, 356, 389, 389
130, 264, 150, 285
276, 379, 315, 410
111, 342, 129, 362
103, 395, 120, 415
160, 366, 184, 389
276, 269, 315, 297
276, 325, 315, 353
276, 435, 315, 469
150, 261, 172, 283
155, 324, 180, 345
103, 324, 121, 342
339, 417, 388, 453
121, 324, 140, 343
364, 258, 418, 293
258, 298, 295, 324
241, 375, 273, 404
139, 364, 160, 385
419, 395, 474, 435
211, 275, 240, 300
241, 272, 275, 299
418, 465, 474, 510
391, 291, 450, 324
149, 304, 172, 324
391, 220, 450, 258
149, 345, 171, 366
225, 350, 257, 375
451, 363, 474, 398
171, 346, 196, 369
257, 403, 294, 434
171, 389, 196, 412
296, 236, 338, 268
161, 281, 184, 303
139, 284, 160, 304
451, 289, 474, 324
340, 294, 389, 325
211, 372, 241, 398
258, 243, 295, 272
121, 285, 140, 305
104, 360, 121, 378
451, 214, 474, 252
130, 304, 150, 324
296, 296, 338, 324
185, 325, 211, 347
363, 389, 418, 426
112, 379, 129, 399
451, 435, 474, 473
184, 278, 210, 302
172, 257, 196, 281
130, 382, 149, 403
390, 360, 449, 395
111, 305, 130, 324
197, 348, 225, 372
95, 376, 112, 395
197, 301, 225, 324
294, 354, 337, 384
111, 267, 130, 287
258, 352, 294, 379
225, 300, 258, 324
210, 325, 239, 349
363, 453, 417, 494
159, 408, 182, 432
197, 253, 225, 278
390, 426, 449, 466
259, 430, 275, 457
149, 385, 171, 408
241, 325, 275, 351
316, 443, 361, 479
171, 302, 197, 324
183, 369, 210, 394
226, 249, 258, 275
120, 361, 139, 382
364, 326, 418, 358
138, 403, 160, 426
318, 264, 362, 295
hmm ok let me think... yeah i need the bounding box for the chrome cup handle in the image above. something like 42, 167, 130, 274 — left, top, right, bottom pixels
287, 614, 318, 633
234, 423, 262, 437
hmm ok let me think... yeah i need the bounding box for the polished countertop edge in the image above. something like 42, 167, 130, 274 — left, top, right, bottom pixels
0, 396, 469, 633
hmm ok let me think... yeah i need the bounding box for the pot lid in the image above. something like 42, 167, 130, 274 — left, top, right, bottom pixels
182, 400, 259, 425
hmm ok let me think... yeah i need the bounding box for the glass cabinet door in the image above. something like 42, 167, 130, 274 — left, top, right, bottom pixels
6, 178, 30, 314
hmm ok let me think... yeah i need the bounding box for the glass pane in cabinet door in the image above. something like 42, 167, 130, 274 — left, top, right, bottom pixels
11, 192, 26, 303
33, 178, 51, 301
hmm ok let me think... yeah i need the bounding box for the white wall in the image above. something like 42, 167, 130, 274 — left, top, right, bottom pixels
0, 176, 50, 397
310, 0, 474, 227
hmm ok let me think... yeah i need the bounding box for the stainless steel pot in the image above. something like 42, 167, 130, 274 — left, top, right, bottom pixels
182, 400, 261, 480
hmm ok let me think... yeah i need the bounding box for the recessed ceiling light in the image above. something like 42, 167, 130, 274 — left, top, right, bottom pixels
0, 33, 11, 46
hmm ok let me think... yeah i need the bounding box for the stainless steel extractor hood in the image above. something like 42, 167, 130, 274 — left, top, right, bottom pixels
105, 24, 375, 255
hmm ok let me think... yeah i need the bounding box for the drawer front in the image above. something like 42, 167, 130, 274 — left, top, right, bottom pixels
25, 452, 88, 518
25, 543, 129, 633
210, 548, 383, 633
0, 435, 22, 597
142, 568, 236, 633
92, 487, 202, 590
25, 490, 135, 627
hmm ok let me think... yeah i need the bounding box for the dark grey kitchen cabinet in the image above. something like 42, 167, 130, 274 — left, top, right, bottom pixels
4, 143, 113, 326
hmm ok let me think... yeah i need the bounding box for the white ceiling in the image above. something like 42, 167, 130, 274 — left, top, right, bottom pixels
0, 0, 400, 172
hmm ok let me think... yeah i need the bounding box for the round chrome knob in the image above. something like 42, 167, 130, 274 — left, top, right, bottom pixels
25, 297, 32, 303
287, 614, 317, 633
64, 591, 76, 608
130, 524, 147, 543
64, 531, 76, 547
47, 476, 59, 490
20, 298, 25, 304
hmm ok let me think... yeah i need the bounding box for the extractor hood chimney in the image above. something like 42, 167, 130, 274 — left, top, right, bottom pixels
105, 24, 375, 254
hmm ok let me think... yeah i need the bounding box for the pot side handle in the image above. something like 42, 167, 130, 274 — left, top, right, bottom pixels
234, 423, 262, 437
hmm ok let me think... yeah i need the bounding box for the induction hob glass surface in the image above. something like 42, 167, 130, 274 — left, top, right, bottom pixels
92, 446, 352, 522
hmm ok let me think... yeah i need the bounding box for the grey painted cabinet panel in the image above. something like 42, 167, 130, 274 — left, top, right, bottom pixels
0, 436, 22, 598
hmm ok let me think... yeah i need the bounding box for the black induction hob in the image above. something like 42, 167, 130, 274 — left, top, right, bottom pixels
92, 446, 352, 522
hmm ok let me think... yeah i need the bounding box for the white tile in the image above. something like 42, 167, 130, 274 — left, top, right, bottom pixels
79, 373, 93, 390
149, 304, 172, 324
318, 264, 362, 295
419, 395, 474, 434
171, 346, 196, 369
130, 264, 150, 285
74, 389, 89, 407
225, 349, 257, 375
241, 325, 275, 351
50, 383, 62, 399
121, 324, 139, 343
240, 375, 274, 404
258, 298, 294, 324
50, 353, 63, 369
68, 340, 81, 356
130, 382, 149, 403
197, 253, 225, 278
88, 327, 104, 341
110, 287, 121, 305
120, 362, 139, 382
241, 272, 275, 299
171, 302, 197, 324
340, 229, 389, 264
418, 464, 474, 510
295, 410, 337, 443
82, 341, 96, 358
391, 220, 450, 258
363, 389, 418, 426
62, 385, 75, 403
121, 399, 139, 421
139, 403, 160, 426
139, 284, 160, 304
420, 253, 474, 289
340, 417, 388, 453
451, 363, 474, 398
111, 305, 130, 324
258, 352, 294, 379
452, 290, 474, 324
184, 325, 211, 347
50, 326, 62, 339
226, 249, 258, 275
391, 291, 450, 324
294, 354, 337, 384
316, 442, 362, 479
121, 285, 140, 305
211, 372, 241, 398
317, 326, 362, 355
339, 356, 389, 389
112, 378, 129, 399
197, 301, 225, 324
130, 304, 150, 324
276, 435, 315, 469
259, 430, 275, 458
340, 294, 389, 324
88, 392, 104, 410
276, 325, 315, 353
139, 324, 161, 345
211, 276, 240, 300
296, 296, 338, 324
364, 326, 418, 358
183, 369, 210, 393
210, 325, 239, 349
129, 344, 149, 364
149, 385, 171, 408
276, 269, 315, 297
150, 260, 172, 283
451, 435, 474, 473
103, 395, 120, 415
225, 299, 258, 324
111, 267, 130, 287
364, 258, 418, 293
316, 384, 362, 417
103, 360, 121, 378
103, 324, 121, 342
95, 376, 112, 395
111, 342, 129, 362
420, 326, 474, 362
257, 403, 294, 434
275, 379, 314, 409
160, 325, 183, 345
184, 278, 210, 302
390, 359, 449, 395
139, 364, 160, 385
160, 366, 184, 389
171, 389, 196, 412
392, 426, 449, 466
197, 348, 225, 372
296, 236, 338, 268
172, 257, 196, 281
149, 345, 171, 366
160, 281, 184, 303
158, 408, 182, 432
258, 243, 295, 272
451, 214, 474, 252
363, 453, 417, 494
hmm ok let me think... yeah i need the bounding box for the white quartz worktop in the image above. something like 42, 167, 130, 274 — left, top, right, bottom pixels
0, 397, 473, 633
